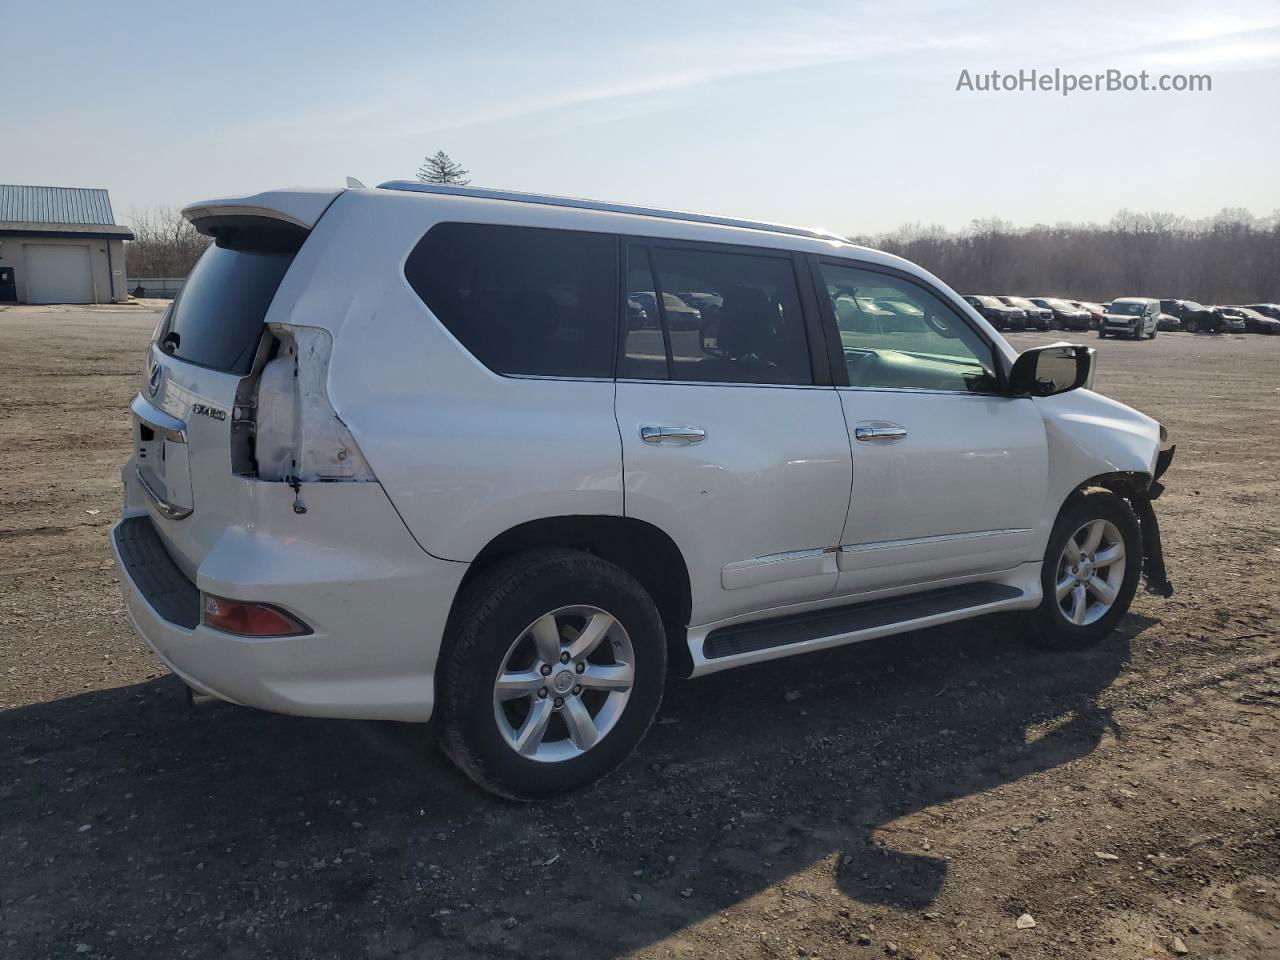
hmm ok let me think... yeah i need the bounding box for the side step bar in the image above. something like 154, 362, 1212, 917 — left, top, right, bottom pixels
701, 582, 1026, 662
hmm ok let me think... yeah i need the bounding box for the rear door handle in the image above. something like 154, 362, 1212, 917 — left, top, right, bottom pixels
640, 424, 706, 445
854, 422, 908, 442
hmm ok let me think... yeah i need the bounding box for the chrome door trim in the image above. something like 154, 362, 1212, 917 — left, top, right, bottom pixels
721, 546, 838, 590
839, 528, 1034, 555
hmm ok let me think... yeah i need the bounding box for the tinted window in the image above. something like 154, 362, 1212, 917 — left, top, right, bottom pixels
821, 263, 996, 393
405, 223, 616, 378
636, 245, 810, 385
621, 246, 668, 380
162, 227, 303, 375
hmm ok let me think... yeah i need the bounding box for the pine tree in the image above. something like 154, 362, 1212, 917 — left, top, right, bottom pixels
416, 150, 471, 185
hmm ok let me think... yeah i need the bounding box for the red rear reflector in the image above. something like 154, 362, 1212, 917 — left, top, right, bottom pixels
201, 594, 310, 637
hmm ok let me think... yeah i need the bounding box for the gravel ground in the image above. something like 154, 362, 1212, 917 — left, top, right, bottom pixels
1, 304, 1277, 960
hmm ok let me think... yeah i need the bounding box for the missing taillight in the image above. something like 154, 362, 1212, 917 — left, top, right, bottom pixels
242, 324, 375, 484
201, 594, 311, 638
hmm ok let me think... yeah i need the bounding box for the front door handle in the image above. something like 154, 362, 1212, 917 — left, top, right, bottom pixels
640, 424, 706, 445
854, 422, 908, 442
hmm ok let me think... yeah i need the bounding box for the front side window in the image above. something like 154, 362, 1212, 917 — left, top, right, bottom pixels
630, 245, 811, 386
404, 223, 616, 378
821, 262, 997, 393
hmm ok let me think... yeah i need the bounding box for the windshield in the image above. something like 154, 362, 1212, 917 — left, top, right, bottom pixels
975, 296, 1004, 308
1109, 301, 1146, 315
1005, 297, 1038, 309
1183, 301, 1207, 311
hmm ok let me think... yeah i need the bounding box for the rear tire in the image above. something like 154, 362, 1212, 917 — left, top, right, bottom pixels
1185, 318, 1200, 333
436, 549, 667, 800
1026, 488, 1143, 651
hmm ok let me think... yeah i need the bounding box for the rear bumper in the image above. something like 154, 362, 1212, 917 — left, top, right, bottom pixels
112, 474, 467, 722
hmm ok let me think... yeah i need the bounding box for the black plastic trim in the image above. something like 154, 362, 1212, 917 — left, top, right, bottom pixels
703, 581, 1023, 659
114, 516, 200, 629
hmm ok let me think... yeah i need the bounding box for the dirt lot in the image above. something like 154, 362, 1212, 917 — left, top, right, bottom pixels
1, 304, 1277, 960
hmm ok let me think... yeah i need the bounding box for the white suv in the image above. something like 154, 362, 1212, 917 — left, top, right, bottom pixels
112, 182, 1175, 799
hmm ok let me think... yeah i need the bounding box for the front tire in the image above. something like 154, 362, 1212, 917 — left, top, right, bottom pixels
1027, 488, 1143, 650
436, 549, 667, 800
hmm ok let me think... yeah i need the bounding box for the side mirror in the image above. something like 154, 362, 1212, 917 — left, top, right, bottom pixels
1008, 343, 1094, 397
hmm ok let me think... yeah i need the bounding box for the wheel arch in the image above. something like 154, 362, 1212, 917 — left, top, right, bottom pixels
450, 515, 695, 677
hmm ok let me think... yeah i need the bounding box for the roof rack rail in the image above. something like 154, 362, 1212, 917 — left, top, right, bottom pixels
376, 181, 846, 243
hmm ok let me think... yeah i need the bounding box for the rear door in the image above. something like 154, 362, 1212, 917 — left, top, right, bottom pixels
814, 257, 1048, 595
615, 240, 852, 626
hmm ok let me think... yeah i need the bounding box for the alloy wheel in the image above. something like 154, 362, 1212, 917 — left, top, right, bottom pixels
1054, 519, 1127, 626
492, 605, 635, 763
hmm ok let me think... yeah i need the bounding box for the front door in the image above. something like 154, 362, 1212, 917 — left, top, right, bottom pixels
814, 258, 1048, 596
616, 241, 852, 626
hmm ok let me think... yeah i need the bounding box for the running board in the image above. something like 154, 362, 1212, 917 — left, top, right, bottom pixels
699, 582, 1027, 664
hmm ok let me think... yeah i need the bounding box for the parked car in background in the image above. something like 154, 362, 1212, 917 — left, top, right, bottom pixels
1243, 303, 1280, 321
1156, 313, 1182, 332
1219, 306, 1280, 335
1069, 300, 1106, 328
633, 290, 701, 329
963, 295, 1026, 330
112, 180, 1175, 799
1030, 297, 1093, 331
998, 296, 1054, 330
1159, 299, 1223, 334
1100, 298, 1160, 339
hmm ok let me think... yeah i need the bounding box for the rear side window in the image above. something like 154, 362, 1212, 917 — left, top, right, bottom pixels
639, 245, 812, 385
162, 225, 304, 375
405, 223, 617, 378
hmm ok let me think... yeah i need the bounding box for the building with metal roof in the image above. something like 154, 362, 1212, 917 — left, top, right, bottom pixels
0, 184, 134, 304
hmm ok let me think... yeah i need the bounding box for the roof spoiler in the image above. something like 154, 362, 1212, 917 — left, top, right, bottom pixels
182, 188, 344, 236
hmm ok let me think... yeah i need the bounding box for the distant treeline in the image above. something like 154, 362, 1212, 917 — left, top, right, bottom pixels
121, 203, 1280, 306
124, 206, 210, 280
848, 208, 1280, 304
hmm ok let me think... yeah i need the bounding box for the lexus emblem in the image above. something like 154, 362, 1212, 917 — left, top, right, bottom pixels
147, 360, 163, 398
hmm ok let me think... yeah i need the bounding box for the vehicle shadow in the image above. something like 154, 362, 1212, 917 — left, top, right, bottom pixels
0, 611, 1149, 959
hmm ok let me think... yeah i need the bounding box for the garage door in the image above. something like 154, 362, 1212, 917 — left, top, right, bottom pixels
26, 244, 94, 304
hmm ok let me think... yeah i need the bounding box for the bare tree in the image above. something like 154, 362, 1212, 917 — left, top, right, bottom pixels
124, 207, 210, 280
853, 207, 1280, 304
416, 150, 471, 185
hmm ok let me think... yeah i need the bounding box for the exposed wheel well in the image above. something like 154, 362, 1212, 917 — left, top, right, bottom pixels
455, 516, 694, 676
1078, 471, 1153, 500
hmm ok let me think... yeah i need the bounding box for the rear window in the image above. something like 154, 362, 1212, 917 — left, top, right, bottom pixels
404, 222, 617, 378
160, 225, 304, 375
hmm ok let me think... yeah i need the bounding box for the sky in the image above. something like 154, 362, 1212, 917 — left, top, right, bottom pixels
3, 0, 1279, 235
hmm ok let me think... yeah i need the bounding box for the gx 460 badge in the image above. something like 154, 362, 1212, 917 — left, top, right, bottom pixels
191, 403, 228, 422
